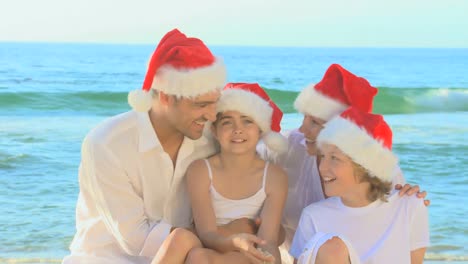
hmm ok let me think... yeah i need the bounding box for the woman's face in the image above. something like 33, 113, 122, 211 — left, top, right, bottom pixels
318, 143, 361, 198
299, 115, 326, 156
212, 110, 261, 155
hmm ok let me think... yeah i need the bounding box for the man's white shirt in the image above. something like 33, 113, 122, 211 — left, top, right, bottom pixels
64, 111, 216, 264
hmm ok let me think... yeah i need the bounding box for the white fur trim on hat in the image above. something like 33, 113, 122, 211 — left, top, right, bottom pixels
294, 84, 348, 121
216, 89, 288, 154
317, 116, 398, 182
152, 58, 226, 98
128, 89, 153, 112
217, 89, 272, 133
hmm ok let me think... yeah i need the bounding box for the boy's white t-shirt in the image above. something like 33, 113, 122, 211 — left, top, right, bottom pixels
290, 191, 430, 264
258, 129, 408, 264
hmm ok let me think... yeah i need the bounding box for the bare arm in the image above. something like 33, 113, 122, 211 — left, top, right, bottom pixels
186, 159, 274, 262
411, 247, 426, 264
256, 164, 288, 264
186, 159, 232, 252
217, 217, 259, 237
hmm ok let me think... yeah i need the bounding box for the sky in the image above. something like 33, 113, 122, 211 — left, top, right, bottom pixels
1, 0, 468, 48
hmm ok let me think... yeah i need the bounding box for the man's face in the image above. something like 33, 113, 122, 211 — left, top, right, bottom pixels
166, 90, 221, 140
299, 114, 326, 156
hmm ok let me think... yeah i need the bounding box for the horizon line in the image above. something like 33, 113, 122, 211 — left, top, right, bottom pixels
1, 40, 467, 49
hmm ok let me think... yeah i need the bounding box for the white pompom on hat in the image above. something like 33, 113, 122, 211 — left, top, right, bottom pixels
215, 83, 288, 154
128, 29, 227, 112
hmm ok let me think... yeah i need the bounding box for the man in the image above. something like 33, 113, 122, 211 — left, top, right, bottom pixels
258, 64, 428, 263
63, 29, 227, 264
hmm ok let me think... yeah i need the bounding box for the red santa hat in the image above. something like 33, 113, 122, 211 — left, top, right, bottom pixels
215, 83, 288, 154
294, 64, 378, 121
317, 107, 398, 182
128, 29, 227, 112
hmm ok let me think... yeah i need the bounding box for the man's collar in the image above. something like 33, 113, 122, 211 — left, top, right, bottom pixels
137, 111, 211, 153
137, 111, 162, 153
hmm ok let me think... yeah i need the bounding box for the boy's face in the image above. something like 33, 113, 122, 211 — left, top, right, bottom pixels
166, 90, 220, 140
318, 143, 360, 199
299, 114, 326, 156
212, 110, 261, 155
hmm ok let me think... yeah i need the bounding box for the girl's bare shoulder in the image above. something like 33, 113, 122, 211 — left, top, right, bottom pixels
186, 158, 211, 182
265, 162, 288, 190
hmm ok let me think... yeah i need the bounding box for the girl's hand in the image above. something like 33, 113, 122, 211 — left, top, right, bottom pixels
230, 233, 275, 263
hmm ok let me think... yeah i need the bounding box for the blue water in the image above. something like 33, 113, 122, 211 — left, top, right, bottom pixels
0, 43, 467, 262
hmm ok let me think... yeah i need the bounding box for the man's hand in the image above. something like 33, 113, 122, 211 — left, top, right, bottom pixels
395, 183, 430, 206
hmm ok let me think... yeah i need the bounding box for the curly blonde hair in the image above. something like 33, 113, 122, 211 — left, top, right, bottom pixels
353, 162, 392, 202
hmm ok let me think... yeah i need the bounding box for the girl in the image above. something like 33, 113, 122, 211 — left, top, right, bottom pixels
290, 107, 429, 264
186, 83, 289, 264
153, 83, 289, 264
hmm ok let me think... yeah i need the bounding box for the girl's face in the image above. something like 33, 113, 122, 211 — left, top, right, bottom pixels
318, 143, 363, 199
212, 110, 261, 155
299, 115, 326, 156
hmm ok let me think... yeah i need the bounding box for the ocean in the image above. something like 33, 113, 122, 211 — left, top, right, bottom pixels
0, 43, 467, 263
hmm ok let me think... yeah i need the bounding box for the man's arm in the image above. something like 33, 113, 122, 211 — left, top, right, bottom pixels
80, 136, 171, 257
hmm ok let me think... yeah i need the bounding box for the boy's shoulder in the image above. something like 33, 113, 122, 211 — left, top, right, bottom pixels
303, 197, 341, 215
390, 192, 427, 213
